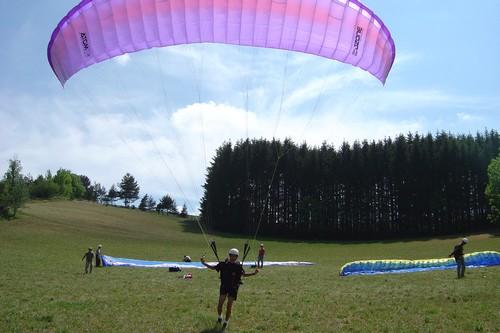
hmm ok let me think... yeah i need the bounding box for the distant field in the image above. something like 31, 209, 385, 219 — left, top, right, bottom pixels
1, 201, 499, 332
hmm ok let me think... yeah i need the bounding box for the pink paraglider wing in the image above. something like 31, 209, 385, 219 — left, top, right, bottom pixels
48, 0, 395, 85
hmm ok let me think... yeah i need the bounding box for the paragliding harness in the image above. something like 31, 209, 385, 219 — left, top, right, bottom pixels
209, 241, 251, 288
209, 240, 251, 265
209, 240, 220, 261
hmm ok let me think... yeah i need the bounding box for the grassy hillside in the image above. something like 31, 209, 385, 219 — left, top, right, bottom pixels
1, 201, 499, 332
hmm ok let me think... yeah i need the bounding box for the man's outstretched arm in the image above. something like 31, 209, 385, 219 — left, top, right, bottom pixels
200, 257, 217, 270
243, 269, 259, 277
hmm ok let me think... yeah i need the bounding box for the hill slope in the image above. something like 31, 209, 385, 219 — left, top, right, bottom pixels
1, 201, 499, 332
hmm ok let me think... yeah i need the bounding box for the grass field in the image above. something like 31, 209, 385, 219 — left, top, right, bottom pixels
1, 201, 499, 332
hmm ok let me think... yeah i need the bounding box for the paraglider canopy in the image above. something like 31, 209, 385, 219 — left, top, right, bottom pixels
48, 0, 395, 85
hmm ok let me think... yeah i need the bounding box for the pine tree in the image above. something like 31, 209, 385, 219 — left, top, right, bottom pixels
139, 194, 149, 211
146, 196, 156, 211
107, 184, 119, 205
159, 194, 177, 215
119, 173, 140, 207
180, 203, 188, 217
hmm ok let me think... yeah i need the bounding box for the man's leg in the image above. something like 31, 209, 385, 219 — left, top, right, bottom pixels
85, 262, 89, 274
225, 297, 235, 321
459, 258, 465, 278
89, 262, 93, 274
222, 296, 235, 329
217, 294, 227, 318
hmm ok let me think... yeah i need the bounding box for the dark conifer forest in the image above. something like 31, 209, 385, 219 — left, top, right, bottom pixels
200, 131, 500, 240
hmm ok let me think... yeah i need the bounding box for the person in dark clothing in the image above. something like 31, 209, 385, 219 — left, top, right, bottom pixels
449, 238, 468, 279
95, 244, 102, 267
201, 248, 258, 330
82, 248, 94, 274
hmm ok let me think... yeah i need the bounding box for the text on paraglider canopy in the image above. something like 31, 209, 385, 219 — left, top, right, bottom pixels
352, 26, 363, 56
80, 33, 91, 57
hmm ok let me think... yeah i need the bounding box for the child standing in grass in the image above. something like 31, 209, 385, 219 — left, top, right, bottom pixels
201, 248, 258, 330
82, 247, 94, 274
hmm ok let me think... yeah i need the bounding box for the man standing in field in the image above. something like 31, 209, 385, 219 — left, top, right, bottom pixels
449, 238, 468, 279
257, 243, 265, 268
82, 247, 94, 274
201, 248, 258, 331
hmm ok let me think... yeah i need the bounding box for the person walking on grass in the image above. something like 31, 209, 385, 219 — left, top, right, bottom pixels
449, 238, 468, 279
201, 248, 258, 331
95, 244, 103, 267
82, 247, 94, 274
257, 243, 265, 268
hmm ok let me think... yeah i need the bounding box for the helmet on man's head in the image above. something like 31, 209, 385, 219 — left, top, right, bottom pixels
228, 248, 239, 256
462, 238, 469, 244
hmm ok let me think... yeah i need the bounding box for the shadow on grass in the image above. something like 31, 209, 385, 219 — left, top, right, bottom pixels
199, 327, 222, 333
179, 218, 500, 246
179, 218, 204, 235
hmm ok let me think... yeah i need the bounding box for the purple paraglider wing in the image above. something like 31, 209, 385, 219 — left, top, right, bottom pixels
48, 0, 395, 85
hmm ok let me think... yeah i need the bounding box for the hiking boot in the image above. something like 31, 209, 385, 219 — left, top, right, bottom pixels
222, 322, 228, 330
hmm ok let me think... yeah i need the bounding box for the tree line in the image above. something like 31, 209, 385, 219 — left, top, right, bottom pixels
0, 161, 187, 219
200, 131, 500, 240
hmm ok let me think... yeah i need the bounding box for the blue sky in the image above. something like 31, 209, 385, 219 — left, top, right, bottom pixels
1, 0, 499, 212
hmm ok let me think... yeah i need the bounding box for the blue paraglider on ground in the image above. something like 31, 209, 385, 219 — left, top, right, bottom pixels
340, 251, 500, 276
102, 255, 313, 269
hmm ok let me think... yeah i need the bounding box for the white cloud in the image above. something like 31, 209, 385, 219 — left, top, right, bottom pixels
114, 54, 131, 66
393, 51, 421, 66
457, 112, 482, 121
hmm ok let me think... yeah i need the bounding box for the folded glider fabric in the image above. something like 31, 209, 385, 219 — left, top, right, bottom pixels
340, 251, 500, 276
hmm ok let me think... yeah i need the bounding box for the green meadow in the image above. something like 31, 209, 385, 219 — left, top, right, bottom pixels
1, 201, 499, 332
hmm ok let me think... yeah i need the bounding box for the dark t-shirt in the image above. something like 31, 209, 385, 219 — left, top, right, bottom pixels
452, 244, 464, 258
83, 251, 94, 262
215, 260, 245, 289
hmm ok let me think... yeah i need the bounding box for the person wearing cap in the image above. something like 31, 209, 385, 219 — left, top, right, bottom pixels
257, 243, 265, 268
82, 247, 94, 274
95, 244, 103, 267
183, 255, 192, 262
201, 248, 258, 330
449, 238, 468, 279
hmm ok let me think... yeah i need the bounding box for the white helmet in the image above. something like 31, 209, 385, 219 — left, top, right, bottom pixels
462, 238, 469, 244
228, 248, 239, 256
